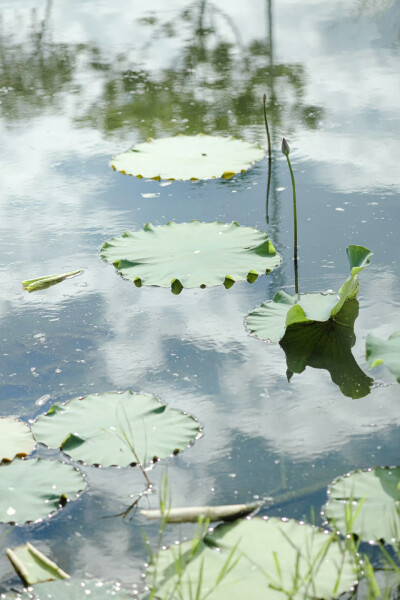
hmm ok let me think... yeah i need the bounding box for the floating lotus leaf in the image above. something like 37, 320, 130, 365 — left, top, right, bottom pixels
0, 418, 36, 462
366, 331, 400, 383
32, 391, 200, 467
110, 135, 265, 181
100, 221, 280, 292
5, 579, 133, 599
7, 543, 69, 586
281, 299, 373, 398
323, 467, 400, 544
246, 245, 372, 342
148, 517, 357, 600
22, 270, 82, 292
0, 458, 85, 525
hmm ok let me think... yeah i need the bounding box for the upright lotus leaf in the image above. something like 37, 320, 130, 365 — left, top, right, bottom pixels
281, 299, 373, 398
110, 135, 265, 180
100, 221, 281, 292
0, 458, 85, 525
366, 331, 400, 383
4, 579, 133, 599
32, 391, 200, 467
0, 418, 36, 462
246, 245, 372, 342
323, 467, 400, 544
22, 270, 82, 292
7, 543, 69, 586
148, 517, 357, 600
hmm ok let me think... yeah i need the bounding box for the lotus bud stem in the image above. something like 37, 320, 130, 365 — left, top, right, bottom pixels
282, 138, 298, 295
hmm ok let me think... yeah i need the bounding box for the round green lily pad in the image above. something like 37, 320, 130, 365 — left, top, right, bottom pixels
366, 331, 400, 383
149, 517, 357, 600
0, 418, 36, 462
110, 134, 265, 180
100, 221, 281, 292
324, 467, 400, 544
0, 458, 85, 525
32, 391, 200, 468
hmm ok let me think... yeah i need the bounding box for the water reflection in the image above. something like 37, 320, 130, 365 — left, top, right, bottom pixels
0, 1, 79, 121
79, 1, 324, 140
281, 298, 373, 398
0, 0, 400, 593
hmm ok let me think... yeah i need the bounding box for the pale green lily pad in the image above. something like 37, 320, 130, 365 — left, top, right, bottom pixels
5, 579, 133, 599
281, 299, 373, 398
246, 245, 372, 342
0, 418, 36, 462
323, 467, 400, 544
22, 270, 82, 292
0, 458, 85, 525
111, 135, 265, 180
100, 221, 280, 292
148, 517, 357, 600
366, 331, 400, 383
32, 391, 200, 468
7, 543, 69, 586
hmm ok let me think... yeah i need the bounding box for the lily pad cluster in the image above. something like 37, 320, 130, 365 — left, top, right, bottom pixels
13, 128, 399, 600
0, 392, 200, 525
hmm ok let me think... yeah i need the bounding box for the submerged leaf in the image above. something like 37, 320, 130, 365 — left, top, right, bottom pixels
100, 221, 280, 292
140, 502, 261, 523
7, 543, 69, 586
0, 418, 36, 462
246, 245, 372, 342
148, 517, 357, 600
366, 331, 400, 383
0, 458, 85, 525
324, 467, 400, 544
281, 299, 373, 398
32, 391, 200, 467
22, 270, 82, 292
110, 135, 265, 180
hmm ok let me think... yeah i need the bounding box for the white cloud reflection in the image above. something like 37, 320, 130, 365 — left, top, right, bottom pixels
0, 4, 399, 579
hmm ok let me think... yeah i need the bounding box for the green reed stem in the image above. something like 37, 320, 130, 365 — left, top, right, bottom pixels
263, 94, 272, 224
282, 138, 298, 296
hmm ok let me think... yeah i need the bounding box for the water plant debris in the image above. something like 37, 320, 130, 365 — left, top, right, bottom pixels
22, 270, 82, 292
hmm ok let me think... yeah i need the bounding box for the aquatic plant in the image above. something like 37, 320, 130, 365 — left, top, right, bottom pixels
0, 417, 36, 462
324, 466, 400, 544
366, 330, 400, 383
21, 270, 82, 292
146, 515, 358, 600
32, 390, 201, 468
111, 134, 265, 181
246, 245, 372, 343
101, 221, 281, 293
0, 458, 85, 525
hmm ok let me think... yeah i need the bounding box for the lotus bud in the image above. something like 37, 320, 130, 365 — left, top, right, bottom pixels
281, 137, 290, 156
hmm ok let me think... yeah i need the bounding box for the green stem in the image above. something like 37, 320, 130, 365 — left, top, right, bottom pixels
285, 153, 298, 296
263, 95, 272, 224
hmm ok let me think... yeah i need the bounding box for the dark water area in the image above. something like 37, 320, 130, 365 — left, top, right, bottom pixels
0, 0, 399, 596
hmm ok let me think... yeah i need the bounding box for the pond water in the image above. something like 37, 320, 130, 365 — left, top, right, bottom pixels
0, 0, 400, 595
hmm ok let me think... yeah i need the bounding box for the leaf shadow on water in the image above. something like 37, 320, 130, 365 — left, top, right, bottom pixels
280, 298, 373, 399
